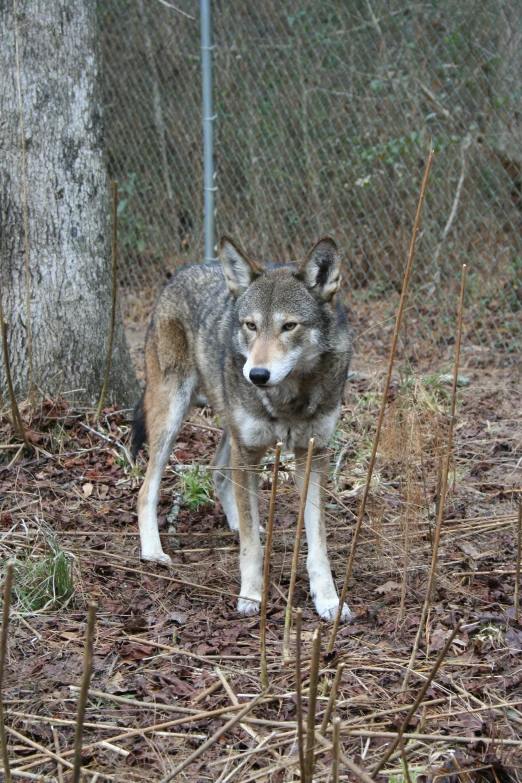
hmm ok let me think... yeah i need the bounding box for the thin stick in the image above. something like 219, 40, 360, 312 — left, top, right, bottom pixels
95, 181, 118, 421
283, 437, 315, 662
193, 676, 225, 704
399, 733, 413, 783
295, 608, 306, 783
13, 0, 34, 403
320, 661, 345, 734
305, 625, 321, 782
53, 727, 64, 783
71, 603, 96, 783
399, 500, 410, 621
402, 264, 466, 689
0, 563, 14, 783
315, 732, 375, 783
260, 442, 282, 689
158, 690, 267, 782
5, 726, 73, 772
328, 150, 434, 652
1, 320, 31, 451
514, 500, 522, 623
372, 621, 462, 774
332, 716, 341, 783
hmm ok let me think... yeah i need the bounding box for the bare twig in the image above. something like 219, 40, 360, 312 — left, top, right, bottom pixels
295, 608, 306, 783
432, 136, 472, 274
343, 729, 522, 747
77, 421, 134, 466
399, 733, 413, 783
214, 666, 261, 745
5, 725, 74, 772
72, 602, 96, 783
1, 320, 31, 451
399, 501, 410, 621
514, 500, 522, 623
0, 563, 14, 783
328, 149, 434, 652
284, 437, 314, 662
305, 625, 321, 782
13, 0, 34, 403
156, 0, 195, 20
320, 661, 345, 734
260, 442, 282, 688
402, 264, 466, 689
95, 181, 118, 421
332, 716, 341, 783
193, 675, 225, 704
53, 727, 64, 783
158, 690, 267, 782
373, 621, 462, 774
315, 732, 375, 783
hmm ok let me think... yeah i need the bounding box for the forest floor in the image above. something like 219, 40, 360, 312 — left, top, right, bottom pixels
0, 302, 521, 783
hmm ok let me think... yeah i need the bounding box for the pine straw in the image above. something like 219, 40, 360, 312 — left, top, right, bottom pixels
0, 363, 521, 782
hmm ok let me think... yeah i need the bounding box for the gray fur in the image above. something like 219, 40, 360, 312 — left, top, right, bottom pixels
134, 236, 353, 621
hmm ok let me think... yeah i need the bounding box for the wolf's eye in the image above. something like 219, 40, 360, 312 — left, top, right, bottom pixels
282, 322, 297, 332
245, 322, 257, 331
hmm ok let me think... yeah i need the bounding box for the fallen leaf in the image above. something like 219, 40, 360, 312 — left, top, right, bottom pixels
375, 580, 402, 594
83, 482, 94, 498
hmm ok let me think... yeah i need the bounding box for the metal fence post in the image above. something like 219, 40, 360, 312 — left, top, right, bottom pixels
200, 0, 216, 262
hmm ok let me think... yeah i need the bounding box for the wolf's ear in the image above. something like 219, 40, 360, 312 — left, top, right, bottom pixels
219, 235, 264, 297
296, 236, 341, 301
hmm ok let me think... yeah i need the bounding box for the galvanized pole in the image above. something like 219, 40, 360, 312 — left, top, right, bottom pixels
200, 0, 216, 261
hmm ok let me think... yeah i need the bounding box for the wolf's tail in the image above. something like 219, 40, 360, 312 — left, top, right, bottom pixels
131, 393, 147, 458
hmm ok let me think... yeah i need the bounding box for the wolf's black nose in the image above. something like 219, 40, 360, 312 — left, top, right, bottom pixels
249, 367, 270, 386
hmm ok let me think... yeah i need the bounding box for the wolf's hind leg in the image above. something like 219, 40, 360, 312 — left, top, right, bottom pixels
137, 377, 193, 564
211, 426, 240, 532
295, 447, 352, 622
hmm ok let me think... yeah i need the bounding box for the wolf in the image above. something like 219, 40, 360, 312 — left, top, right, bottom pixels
131, 235, 353, 621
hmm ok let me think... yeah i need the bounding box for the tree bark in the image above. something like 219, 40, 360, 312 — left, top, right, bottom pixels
0, 0, 139, 405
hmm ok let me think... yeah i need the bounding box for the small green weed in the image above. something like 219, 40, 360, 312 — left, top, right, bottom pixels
13, 542, 74, 613
179, 464, 214, 510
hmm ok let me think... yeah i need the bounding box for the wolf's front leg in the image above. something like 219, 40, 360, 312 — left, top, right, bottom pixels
231, 440, 266, 615
295, 447, 352, 622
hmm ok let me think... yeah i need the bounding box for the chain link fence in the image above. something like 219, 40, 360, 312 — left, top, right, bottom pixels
99, 0, 522, 365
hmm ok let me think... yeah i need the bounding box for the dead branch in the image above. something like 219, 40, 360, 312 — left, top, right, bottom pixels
284, 437, 314, 662
260, 442, 282, 688
402, 264, 467, 688
0, 563, 14, 783
328, 151, 434, 652
72, 602, 96, 783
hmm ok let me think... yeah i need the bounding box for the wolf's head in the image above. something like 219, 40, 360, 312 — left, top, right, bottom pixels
219, 235, 348, 388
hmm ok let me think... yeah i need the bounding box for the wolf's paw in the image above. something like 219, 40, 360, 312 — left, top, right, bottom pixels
315, 597, 352, 622
141, 550, 172, 566
237, 597, 261, 615
227, 517, 239, 532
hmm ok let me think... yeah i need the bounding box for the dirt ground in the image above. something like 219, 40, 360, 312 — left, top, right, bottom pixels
0, 313, 521, 782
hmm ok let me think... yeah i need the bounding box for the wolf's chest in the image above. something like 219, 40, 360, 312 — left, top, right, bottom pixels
232, 405, 340, 451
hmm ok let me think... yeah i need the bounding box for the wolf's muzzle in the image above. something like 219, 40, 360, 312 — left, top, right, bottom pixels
249, 367, 270, 386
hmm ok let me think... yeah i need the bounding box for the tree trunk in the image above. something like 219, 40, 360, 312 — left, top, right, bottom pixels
0, 0, 140, 405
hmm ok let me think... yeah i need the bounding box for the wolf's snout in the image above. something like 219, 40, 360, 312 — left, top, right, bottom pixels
249, 367, 270, 386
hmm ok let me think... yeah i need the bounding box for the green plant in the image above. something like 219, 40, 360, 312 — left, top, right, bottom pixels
179, 464, 214, 510
13, 541, 74, 613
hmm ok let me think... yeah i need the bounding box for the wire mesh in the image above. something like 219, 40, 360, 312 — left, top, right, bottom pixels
99, 0, 522, 364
